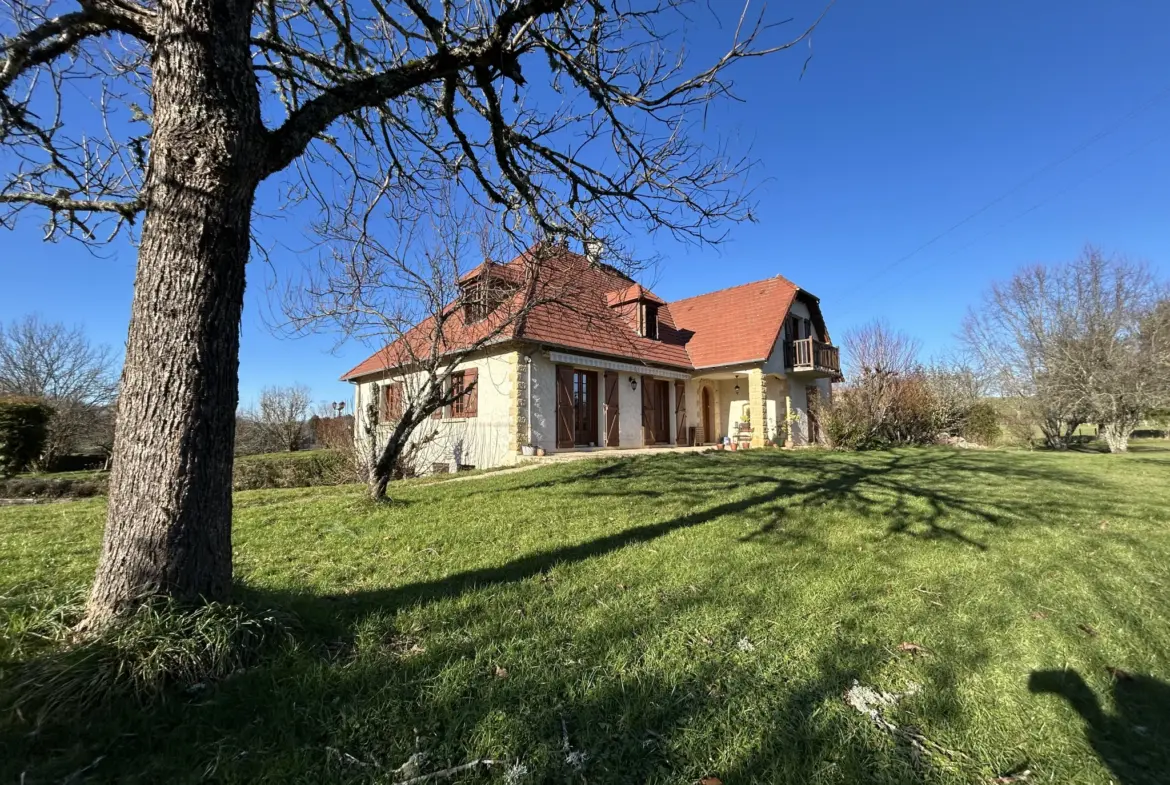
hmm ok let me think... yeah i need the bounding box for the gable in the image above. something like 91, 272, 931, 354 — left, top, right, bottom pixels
669, 276, 799, 369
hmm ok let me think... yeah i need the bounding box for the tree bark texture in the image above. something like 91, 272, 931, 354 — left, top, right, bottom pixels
87, 0, 264, 624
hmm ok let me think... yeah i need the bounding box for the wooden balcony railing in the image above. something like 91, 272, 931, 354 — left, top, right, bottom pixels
784, 338, 840, 374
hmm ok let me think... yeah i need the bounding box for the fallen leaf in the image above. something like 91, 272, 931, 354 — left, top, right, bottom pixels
699, 777, 723, 785
992, 768, 1031, 783
1099, 520, 1109, 530
493, 664, 509, 680
1106, 666, 1133, 681
1077, 623, 1099, 638
1029, 611, 1048, 620
896, 642, 931, 656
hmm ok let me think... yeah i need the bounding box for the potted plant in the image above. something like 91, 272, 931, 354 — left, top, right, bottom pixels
728, 442, 738, 451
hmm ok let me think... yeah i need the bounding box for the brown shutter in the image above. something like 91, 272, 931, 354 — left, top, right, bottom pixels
604, 372, 620, 447
556, 365, 574, 448
641, 376, 653, 445
674, 381, 686, 445
384, 383, 403, 422
463, 367, 478, 417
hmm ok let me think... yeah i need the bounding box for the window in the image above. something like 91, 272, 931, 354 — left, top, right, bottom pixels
447, 368, 479, 418
461, 279, 516, 322
641, 303, 659, 340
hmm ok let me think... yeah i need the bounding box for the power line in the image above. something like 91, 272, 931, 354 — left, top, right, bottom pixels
851, 82, 1170, 292
889, 129, 1170, 288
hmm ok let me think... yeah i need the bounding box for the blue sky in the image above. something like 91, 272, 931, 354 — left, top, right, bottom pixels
2, 0, 1168, 407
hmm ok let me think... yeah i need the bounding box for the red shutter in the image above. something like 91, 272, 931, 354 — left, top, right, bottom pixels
556, 365, 574, 448
463, 368, 478, 417
675, 381, 686, 445
604, 372, 620, 447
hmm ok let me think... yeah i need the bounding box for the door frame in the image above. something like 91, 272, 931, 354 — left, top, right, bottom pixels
572, 369, 599, 446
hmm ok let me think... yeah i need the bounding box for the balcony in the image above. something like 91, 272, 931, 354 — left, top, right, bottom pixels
784, 338, 840, 375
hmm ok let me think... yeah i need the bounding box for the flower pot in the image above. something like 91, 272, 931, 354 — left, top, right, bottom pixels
521, 445, 536, 457
535, 447, 546, 457
728, 443, 738, 451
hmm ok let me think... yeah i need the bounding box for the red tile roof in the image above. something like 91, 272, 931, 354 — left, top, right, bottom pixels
341, 246, 815, 379
669, 276, 799, 369
605, 284, 665, 307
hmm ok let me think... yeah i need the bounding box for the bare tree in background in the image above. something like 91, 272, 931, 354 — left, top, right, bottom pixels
241, 384, 312, 453
843, 319, 920, 380
0, 315, 119, 467
826, 320, 934, 447
963, 263, 1089, 449
1043, 252, 1170, 452
965, 248, 1169, 452
284, 194, 570, 500
2, 0, 832, 623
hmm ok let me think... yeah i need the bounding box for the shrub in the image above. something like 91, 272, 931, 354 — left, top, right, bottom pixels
0, 397, 53, 477
232, 450, 358, 490
961, 402, 1002, 445
0, 475, 108, 499
822, 370, 936, 450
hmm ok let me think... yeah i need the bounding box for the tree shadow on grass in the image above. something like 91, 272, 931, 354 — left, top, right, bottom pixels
3, 592, 960, 785
458, 447, 1116, 553
1029, 669, 1170, 785
1, 447, 1135, 783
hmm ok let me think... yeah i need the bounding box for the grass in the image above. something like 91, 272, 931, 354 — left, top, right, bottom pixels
2, 444, 1169, 784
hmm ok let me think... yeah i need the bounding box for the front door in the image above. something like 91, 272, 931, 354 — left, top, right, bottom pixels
701, 386, 712, 444
573, 370, 598, 446
806, 385, 821, 444
641, 378, 670, 444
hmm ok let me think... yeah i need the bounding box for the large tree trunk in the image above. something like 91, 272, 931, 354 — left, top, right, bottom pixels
86, 0, 263, 626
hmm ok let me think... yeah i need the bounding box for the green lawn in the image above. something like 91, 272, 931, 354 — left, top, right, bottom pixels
3, 445, 1169, 784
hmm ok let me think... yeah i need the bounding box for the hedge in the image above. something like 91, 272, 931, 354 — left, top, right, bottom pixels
0, 397, 53, 477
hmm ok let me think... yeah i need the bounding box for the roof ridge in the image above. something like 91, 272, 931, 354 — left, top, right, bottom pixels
668, 273, 796, 307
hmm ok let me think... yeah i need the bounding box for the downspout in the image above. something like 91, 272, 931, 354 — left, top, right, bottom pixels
525, 354, 533, 447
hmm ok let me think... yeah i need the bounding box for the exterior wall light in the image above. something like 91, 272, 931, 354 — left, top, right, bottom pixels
629, 375, 638, 390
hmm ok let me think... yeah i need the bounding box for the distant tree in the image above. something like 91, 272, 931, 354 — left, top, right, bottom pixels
243, 385, 313, 453
0, 316, 119, 467
964, 248, 1169, 452
963, 261, 1090, 449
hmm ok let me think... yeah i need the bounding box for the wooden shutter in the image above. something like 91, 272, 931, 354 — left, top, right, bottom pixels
383, 383, 403, 422
462, 367, 478, 417
431, 378, 444, 419
555, 365, 574, 448
641, 376, 653, 445
674, 381, 686, 445
604, 372, 620, 447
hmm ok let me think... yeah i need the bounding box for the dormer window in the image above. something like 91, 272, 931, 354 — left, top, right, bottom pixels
640, 303, 659, 340
459, 261, 517, 323
606, 283, 665, 341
